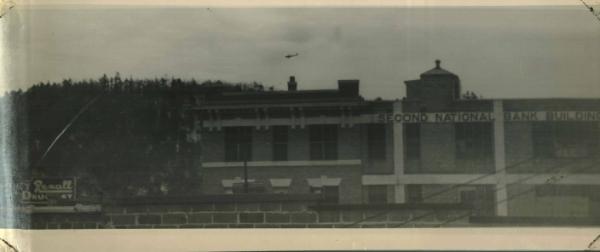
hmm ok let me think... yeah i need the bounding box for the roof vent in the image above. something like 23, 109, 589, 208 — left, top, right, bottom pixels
287, 76, 297, 91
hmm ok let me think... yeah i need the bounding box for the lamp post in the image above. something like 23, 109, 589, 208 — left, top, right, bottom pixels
240, 143, 249, 193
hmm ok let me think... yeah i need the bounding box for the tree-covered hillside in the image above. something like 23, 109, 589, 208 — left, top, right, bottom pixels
1, 74, 267, 201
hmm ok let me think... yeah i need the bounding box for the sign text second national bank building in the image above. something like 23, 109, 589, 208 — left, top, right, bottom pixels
379, 111, 600, 123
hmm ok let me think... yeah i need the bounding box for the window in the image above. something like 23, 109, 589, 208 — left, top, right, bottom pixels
455, 123, 493, 159
308, 176, 341, 203
272, 126, 289, 161
367, 124, 386, 160
536, 185, 588, 197
309, 125, 338, 160
405, 124, 421, 160
367, 185, 388, 204
407, 185, 423, 203
533, 122, 599, 158
224, 127, 252, 161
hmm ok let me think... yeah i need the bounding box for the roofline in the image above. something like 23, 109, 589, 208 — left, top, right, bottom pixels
493, 97, 600, 101
219, 89, 340, 96
192, 100, 366, 110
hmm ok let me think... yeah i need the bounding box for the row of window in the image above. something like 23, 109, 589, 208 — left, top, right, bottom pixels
223, 122, 600, 162
224, 125, 339, 162
532, 122, 599, 158
366, 185, 496, 216
402, 123, 494, 159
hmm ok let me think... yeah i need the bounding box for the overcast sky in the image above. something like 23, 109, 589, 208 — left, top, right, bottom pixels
1, 5, 599, 99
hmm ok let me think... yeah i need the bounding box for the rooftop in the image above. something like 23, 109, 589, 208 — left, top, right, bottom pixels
420, 59, 457, 77
198, 78, 364, 107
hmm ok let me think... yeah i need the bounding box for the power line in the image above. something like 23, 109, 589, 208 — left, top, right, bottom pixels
387, 157, 583, 228
348, 154, 598, 228
393, 157, 597, 227
345, 156, 537, 227
436, 159, 600, 227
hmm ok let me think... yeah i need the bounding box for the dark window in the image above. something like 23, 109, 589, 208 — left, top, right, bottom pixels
309, 125, 338, 160
224, 127, 252, 161
405, 124, 421, 160
272, 126, 289, 161
407, 185, 423, 203
536, 185, 588, 197
533, 122, 599, 158
460, 190, 476, 205
322, 186, 340, 203
455, 123, 493, 159
460, 186, 495, 216
368, 124, 386, 160
311, 186, 340, 203
367, 185, 388, 204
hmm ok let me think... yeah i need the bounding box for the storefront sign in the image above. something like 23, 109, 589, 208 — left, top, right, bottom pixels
17, 178, 76, 205
377, 111, 600, 123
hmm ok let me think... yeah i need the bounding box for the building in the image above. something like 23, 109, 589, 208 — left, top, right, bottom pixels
190, 60, 600, 218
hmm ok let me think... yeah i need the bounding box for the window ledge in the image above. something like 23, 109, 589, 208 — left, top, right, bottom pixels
202, 159, 362, 168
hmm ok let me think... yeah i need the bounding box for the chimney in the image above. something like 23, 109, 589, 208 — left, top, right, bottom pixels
338, 80, 359, 96
287, 76, 297, 91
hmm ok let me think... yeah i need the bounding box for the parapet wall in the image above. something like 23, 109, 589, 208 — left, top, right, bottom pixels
28, 194, 471, 229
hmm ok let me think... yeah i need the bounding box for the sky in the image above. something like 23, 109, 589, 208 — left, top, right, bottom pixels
1, 4, 599, 99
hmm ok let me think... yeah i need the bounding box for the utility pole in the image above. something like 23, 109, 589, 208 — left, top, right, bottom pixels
242, 143, 249, 193
243, 158, 248, 193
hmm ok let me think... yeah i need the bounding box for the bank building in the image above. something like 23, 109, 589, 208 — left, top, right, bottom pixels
191, 60, 600, 219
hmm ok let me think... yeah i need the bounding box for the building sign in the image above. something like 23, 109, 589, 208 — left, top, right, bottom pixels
17, 178, 76, 205
377, 111, 600, 123
506, 111, 600, 122
378, 112, 493, 123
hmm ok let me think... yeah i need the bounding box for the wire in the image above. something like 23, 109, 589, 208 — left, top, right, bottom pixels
386, 158, 579, 227
348, 153, 597, 228
436, 159, 600, 227
345, 156, 536, 227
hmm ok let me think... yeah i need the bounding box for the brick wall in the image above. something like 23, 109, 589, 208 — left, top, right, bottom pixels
199, 125, 365, 203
